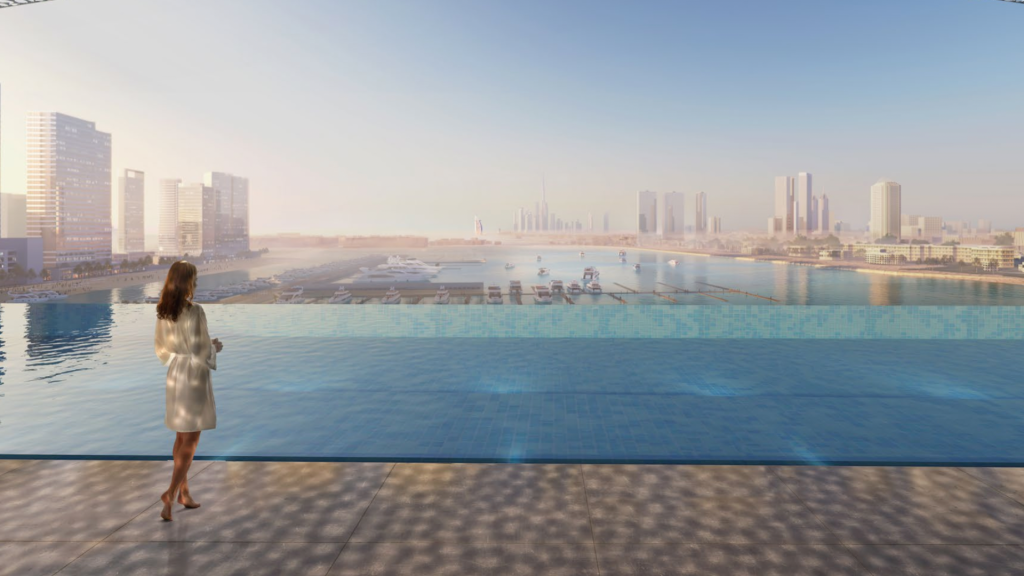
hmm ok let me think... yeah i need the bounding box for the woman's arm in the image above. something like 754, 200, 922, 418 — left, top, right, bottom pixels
195, 305, 218, 371
154, 320, 174, 366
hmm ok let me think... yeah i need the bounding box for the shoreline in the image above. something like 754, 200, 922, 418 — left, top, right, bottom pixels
0, 256, 276, 302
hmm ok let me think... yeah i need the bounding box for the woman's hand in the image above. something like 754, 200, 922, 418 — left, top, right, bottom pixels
212, 338, 224, 353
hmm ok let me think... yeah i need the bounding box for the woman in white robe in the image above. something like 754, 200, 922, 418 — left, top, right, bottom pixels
154, 261, 224, 521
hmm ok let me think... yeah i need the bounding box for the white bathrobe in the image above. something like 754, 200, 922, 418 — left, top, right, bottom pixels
155, 303, 218, 432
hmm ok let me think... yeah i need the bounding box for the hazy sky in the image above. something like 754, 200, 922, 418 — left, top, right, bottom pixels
0, 0, 1021, 236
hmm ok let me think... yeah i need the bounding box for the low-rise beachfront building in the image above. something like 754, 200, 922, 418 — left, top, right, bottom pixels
857, 243, 1015, 269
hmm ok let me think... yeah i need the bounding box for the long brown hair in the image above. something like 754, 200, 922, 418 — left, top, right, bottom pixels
156, 261, 198, 322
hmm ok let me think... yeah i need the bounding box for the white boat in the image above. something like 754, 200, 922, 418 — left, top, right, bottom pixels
668, 259, 679, 266
583, 266, 600, 280
328, 288, 353, 304
537, 267, 550, 276
486, 285, 503, 304
275, 286, 305, 304
504, 263, 515, 270
619, 256, 627, 263
618, 250, 626, 257
533, 285, 553, 304
8, 290, 67, 303
633, 263, 641, 272
567, 280, 583, 294
353, 267, 433, 282
509, 280, 523, 292
144, 295, 161, 304
579, 251, 585, 258
537, 255, 542, 262
9, 294, 49, 303
386, 255, 443, 274
381, 287, 402, 305
193, 292, 218, 303
434, 286, 451, 305
34, 290, 68, 300
587, 281, 603, 294
549, 279, 564, 293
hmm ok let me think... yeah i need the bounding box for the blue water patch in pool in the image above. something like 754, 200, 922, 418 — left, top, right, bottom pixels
1, 304, 1024, 465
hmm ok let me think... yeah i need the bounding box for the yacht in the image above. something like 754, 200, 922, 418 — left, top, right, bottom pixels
386, 256, 443, 274
567, 280, 583, 294
434, 286, 451, 305
618, 250, 627, 258
579, 251, 585, 258
486, 285, 503, 304
668, 259, 679, 266
144, 295, 161, 304
381, 287, 402, 304
328, 288, 353, 304
533, 285, 553, 304
193, 291, 219, 303
549, 279, 564, 293
587, 281, 603, 294
583, 266, 599, 280
275, 287, 305, 304
9, 293, 49, 303
619, 256, 627, 263
537, 267, 550, 276
354, 267, 433, 282
633, 263, 642, 272
509, 280, 523, 292
537, 255, 542, 262
504, 263, 515, 270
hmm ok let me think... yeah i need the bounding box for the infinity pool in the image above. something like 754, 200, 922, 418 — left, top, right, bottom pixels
1, 304, 1023, 464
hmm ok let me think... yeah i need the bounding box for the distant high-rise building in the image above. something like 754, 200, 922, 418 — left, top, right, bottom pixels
774, 176, 794, 234
1013, 228, 1024, 254
177, 183, 216, 256
27, 112, 112, 271
901, 215, 943, 243
977, 219, 993, 234
636, 190, 657, 241
818, 194, 830, 235
796, 173, 812, 234
203, 172, 250, 255
603, 212, 610, 233
695, 191, 707, 235
534, 202, 541, 231
158, 179, 182, 256
810, 196, 819, 233
710, 217, 722, 235
0, 193, 26, 238
587, 213, 594, 232
117, 169, 145, 254
473, 216, 483, 236
661, 192, 685, 237
768, 216, 784, 236
870, 179, 902, 240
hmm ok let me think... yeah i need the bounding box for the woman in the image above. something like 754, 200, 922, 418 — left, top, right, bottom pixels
154, 261, 224, 521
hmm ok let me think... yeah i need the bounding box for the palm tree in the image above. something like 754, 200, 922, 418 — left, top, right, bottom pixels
972, 257, 982, 272
41, 269, 51, 282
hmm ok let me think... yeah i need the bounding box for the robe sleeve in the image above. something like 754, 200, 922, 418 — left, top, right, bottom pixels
195, 305, 217, 371
155, 318, 174, 366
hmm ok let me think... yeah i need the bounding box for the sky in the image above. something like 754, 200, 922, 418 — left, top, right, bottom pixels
0, 0, 1021, 237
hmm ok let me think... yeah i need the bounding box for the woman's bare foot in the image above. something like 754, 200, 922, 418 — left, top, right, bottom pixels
178, 491, 201, 509
160, 491, 173, 521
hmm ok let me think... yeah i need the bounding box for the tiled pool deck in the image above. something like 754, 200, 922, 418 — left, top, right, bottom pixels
3, 460, 1024, 575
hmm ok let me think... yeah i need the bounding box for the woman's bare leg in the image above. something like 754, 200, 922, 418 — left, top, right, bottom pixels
161, 431, 201, 521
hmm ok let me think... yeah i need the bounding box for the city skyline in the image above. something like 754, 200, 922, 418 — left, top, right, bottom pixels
0, 0, 1021, 237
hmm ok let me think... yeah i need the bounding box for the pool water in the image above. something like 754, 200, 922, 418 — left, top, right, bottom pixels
1, 304, 1023, 464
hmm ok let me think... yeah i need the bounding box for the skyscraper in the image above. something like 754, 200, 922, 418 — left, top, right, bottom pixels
177, 183, 216, 256
27, 112, 112, 271
117, 169, 145, 253
158, 178, 181, 256
810, 196, 819, 233
661, 192, 685, 237
0, 193, 26, 238
710, 216, 722, 235
636, 190, 657, 242
473, 216, 483, 236
796, 173, 812, 234
774, 176, 794, 234
588, 212, 594, 232
695, 191, 707, 235
603, 212, 610, 233
203, 172, 250, 255
869, 179, 902, 240
818, 194, 830, 235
